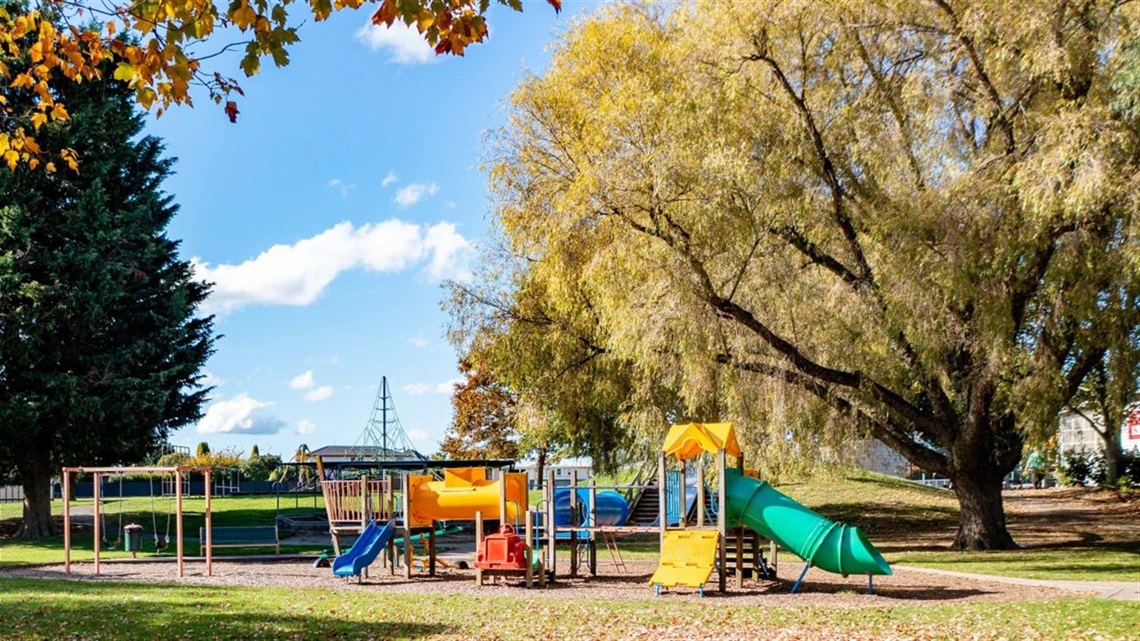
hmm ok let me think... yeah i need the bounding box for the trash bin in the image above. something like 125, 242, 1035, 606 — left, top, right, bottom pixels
124, 523, 143, 554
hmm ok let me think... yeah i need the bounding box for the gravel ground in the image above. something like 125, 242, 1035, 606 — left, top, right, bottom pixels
1, 556, 1084, 607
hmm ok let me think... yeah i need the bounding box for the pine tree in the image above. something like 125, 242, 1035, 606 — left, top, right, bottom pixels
0, 54, 216, 537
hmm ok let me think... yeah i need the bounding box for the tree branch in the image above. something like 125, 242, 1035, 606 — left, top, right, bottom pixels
717, 353, 949, 473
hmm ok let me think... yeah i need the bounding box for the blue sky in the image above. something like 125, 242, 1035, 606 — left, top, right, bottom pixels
149, 2, 600, 459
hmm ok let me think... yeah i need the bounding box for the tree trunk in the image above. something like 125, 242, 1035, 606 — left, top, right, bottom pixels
948, 468, 1017, 550
536, 446, 548, 490
16, 451, 56, 538
1100, 429, 1121, 486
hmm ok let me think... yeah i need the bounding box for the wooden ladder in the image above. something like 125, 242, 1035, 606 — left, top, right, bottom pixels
599, 530, 627, 573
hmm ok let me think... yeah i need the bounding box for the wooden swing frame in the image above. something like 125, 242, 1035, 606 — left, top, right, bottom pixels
62, 466, 213, 577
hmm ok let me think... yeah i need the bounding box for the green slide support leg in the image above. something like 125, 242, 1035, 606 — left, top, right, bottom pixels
724, 469, 891, 580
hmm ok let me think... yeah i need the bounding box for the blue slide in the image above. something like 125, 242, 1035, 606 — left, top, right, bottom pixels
332, 520, 396, 578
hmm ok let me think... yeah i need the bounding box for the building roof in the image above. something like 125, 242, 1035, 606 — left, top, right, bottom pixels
308, 445, 426, 461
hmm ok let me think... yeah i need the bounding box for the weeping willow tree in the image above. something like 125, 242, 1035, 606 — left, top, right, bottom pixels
459, 0, 1139, 550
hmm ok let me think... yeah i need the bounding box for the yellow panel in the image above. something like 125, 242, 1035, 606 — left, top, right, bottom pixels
407, 469, 525, 528
444, 467, 486, 487
662, 422, 742, 461
649, 530, 719, 589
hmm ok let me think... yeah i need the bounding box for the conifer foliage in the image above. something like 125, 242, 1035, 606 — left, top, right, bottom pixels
0, 59, 216, 537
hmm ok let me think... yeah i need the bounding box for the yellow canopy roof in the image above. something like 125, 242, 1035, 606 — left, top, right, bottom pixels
662, 422, 741, 461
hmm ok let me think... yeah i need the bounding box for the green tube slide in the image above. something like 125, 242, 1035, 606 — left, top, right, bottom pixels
724, 468, 891, 577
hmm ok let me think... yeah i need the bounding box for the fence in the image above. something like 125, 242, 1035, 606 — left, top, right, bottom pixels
0, 485, 23, 502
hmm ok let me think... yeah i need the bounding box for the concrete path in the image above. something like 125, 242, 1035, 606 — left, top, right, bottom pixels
896, 565, 1140, 601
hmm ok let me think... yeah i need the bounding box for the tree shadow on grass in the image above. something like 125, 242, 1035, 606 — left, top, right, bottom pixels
808, 500, 959, 539
0, 579, 450, 640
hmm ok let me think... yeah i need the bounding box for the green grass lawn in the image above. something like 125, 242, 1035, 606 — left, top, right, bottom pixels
0, 578, 1136, 640
889, 544, 1140, 582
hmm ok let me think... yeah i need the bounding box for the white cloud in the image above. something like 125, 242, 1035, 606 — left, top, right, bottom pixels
305, 385, 334, 401
402, 378, 462, 396
192, 219, 473, 314
327, 178, 354, 198
289, 370, 314, 390
381, 171, 398, 188
424, 222, 474, 281
406, 428, 431, 447
394, 182, 439, 208
408, 337, 428, 349
199, 371, 225, 387
354, 22, 438, 65
196, 394, 285, 435
297, 419, 316, 435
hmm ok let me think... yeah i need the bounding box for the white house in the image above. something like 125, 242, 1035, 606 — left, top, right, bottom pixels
516, 457, 593, 488
1057, 407, 1140, 455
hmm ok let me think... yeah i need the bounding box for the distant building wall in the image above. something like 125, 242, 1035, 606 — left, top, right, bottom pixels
517, 458, 593, 488
852, 438, 910, 477
1058, 407, 1140, 455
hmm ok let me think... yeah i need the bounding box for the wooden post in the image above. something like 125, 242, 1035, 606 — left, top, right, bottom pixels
696, 457, 705, 528
93, 472, 101, 575
360, 475, 369, 580
770, 539, 779, 578
205, 469, 213, 577
657, 452, 667, 547
568, 469, 578, 578
498, 468, 508, 524
387, 477, 396, 575
735, 526, 744, 589
588, 479, 597, 576
475, 511, 484, 586
717, 448, 727, 593
546, 469, 556, 581
752, 529, 761, 579
175, 469, 184, 578
63, 469, 71, 575
524, 510, 534, 588
402, 474, 413, 579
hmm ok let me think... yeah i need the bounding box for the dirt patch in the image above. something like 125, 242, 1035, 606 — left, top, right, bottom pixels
0, 555, 1087, 607
1003, 487, 1140, 546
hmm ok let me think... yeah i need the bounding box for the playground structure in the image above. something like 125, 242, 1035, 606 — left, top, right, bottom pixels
61, 465, 214, 578
320, 466, 529, 581
537, 422, 891, 595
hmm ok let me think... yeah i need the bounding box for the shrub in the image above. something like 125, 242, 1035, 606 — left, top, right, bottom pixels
1121, 450, 1140, 487
156, 452, 192, 468
242, 454, 282, 481
1058, 448, 1095, 486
